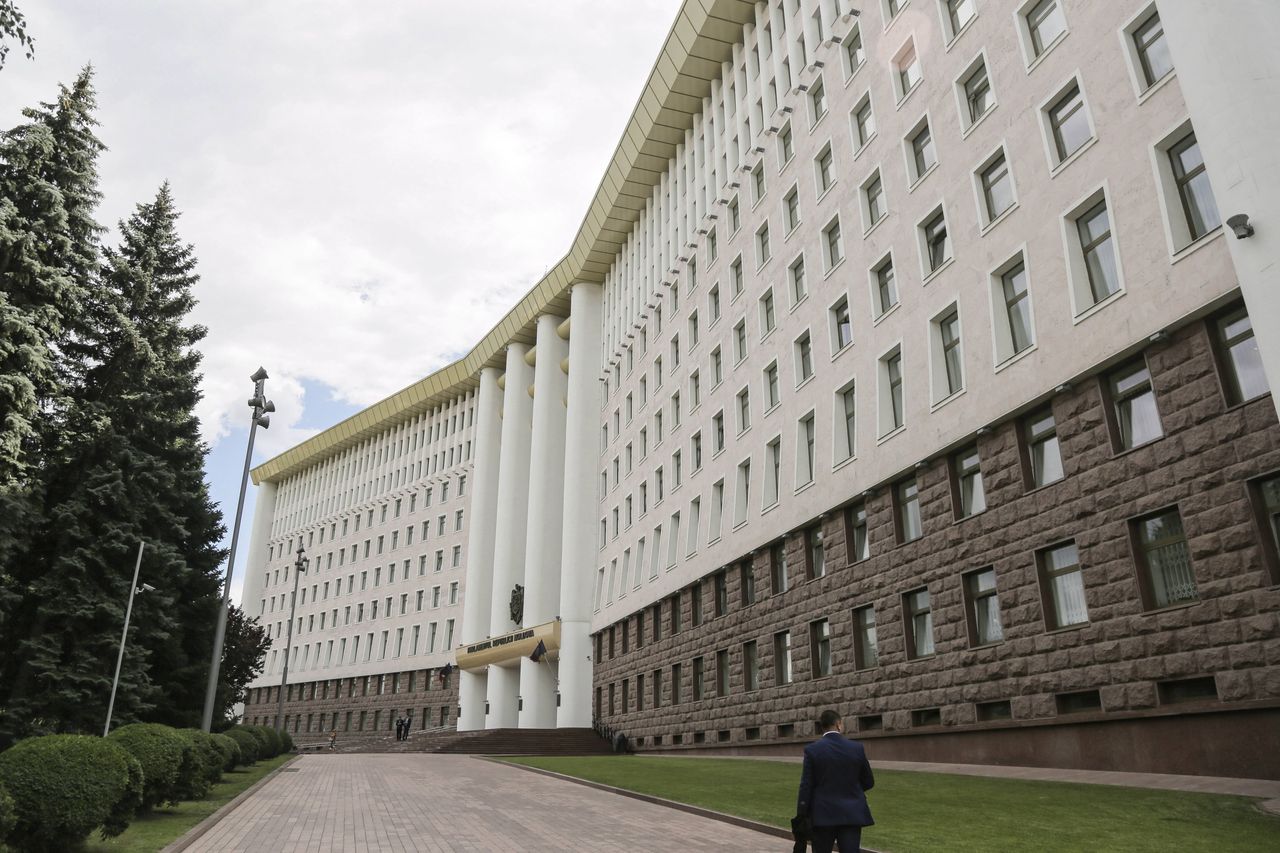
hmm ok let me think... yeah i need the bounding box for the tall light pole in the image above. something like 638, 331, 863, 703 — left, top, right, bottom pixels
104, 542, 150, 737
201, 367, 274, 732
274, 544, 309, 733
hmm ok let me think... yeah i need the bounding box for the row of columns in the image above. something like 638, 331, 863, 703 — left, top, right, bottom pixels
458, 282, 603, 729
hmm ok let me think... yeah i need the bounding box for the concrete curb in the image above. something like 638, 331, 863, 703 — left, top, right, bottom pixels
485, 756, 883, 853
160, 754, 300, 853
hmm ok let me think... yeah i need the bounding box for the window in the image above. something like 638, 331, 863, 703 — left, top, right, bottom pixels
1250, 475, 1280, 584
961, 58, 993, 127
1038, 541, 1088, 629
816, 144, 835, 193
796, 332, 814, 383
896, 478, 922, 543
714, 571, 727, 617
853, 605, 878, 669
712, 411, 725, 453
710, 347, 723, 386
903, 588, 935, 658
743, 640, 760, 691
896, 44, 922, 100
760, 290, 777, 337
729, 198, 740, 233
774, 630, 793, 685
715, 649, 730, 696
789, 256, 807, 304
979, 151, 1014, 224
873, 256, 897, 317
1023, 408, 1064, 488
863, 172, 886, 228
779, 122, 795, 163
784, 186, 801, 232
770, 541, 788, 595
739, 559, 756, 606
882, 347, 905, 434
809, 77, 827, 124
798, 414, 816, 487
736, 387, 751, 433
934, 307, 963, 398
964, 568, 1003, 645
671, 663, 682, 704
831, 298, 852, 352
765, 437, 782, 506
752, 162, 766, 203
1213, 307, 1267, 405
1132, 508, 1198, 609
853, 94, 875, 149
944, 0, 976, 40
952, 445, 986, 518
908, 120, 936, 183
730, 256, 743, 297
1168, 132, 1221, 241
1075, 198, 1120, 307
921, 208, 951, 273
845, 503, 869, 562
823, 218, 844, 269
1132, 11, 1172, 88
709, 285, 721, 323
765, 362, 780, 409
810, 619, 832, 677
756, 223, 771, 266
1025, 0, 1066, 59
845, 24, 865, 74
690, 583, 702, 626
735, 458, 751, 526
1047, 83, 1091, 165
996, 258, 1034, 359
1107, 359, 1163, 451
807, 524, 825, 578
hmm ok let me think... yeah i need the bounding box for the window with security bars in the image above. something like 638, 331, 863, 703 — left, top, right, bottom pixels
1132, 508, 1198, 609
1038, 541, 1087, 629
964, 567, 1003, 645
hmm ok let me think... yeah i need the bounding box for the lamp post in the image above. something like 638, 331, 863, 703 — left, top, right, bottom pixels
104, 542, 151, 737
201, 367, 274, 732
274, 544, 309, 733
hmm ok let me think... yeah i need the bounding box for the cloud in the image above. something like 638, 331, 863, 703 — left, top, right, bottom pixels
1, 0, 682, 452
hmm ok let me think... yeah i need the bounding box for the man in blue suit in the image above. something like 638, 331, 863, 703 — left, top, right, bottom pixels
796, 709, 875, 853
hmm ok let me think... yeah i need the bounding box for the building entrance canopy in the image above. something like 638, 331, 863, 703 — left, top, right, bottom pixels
456, 619, 561, 671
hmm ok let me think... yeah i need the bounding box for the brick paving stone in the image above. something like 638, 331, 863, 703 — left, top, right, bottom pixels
184, 754, 778, 852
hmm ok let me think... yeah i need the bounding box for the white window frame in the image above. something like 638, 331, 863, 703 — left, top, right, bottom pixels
1149, 118, 1224, 261
928, 301, 965, 407
954, 49, 996, 137
1037, 72, 1096, 176
877, 343, 906, 439
971, 141, 1018, 232
1059, 182, 1127, 322
987, 247, 1038, 369
902, 111, 938, 188
1118, 2, 1175, 103
1015, 0, 1069, 71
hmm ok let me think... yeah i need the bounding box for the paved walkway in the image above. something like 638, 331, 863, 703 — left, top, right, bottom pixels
183, 754, 779, 852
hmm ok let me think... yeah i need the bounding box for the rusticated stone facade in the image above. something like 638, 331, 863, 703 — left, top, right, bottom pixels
242, 667, 458, 740
591, 311, 1280, 778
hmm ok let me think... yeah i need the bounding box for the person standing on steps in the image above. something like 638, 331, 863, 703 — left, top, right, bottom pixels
795, 709, 875, 853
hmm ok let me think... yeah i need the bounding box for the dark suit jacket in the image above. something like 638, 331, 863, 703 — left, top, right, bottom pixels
796, 732, 875, 828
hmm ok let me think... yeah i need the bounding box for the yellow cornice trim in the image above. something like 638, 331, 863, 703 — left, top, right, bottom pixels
250, 0, 753, 485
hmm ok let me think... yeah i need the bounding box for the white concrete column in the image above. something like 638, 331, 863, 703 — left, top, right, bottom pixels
237, 480, 278, 620
518, 315, 570, 728
557, 282, 604, 729
1160, 0, 1280, 419
486, 343, 534, 728
458, 367, 503, 730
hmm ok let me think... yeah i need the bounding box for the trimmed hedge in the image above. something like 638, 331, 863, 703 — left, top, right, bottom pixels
103, 753, 144, 839
106, 723, 188, 809
175, 729, 223, 799
278, 729, 294, 753
240, 725, 276, 759
253, 725, 282, 758
223, 728, 260, 765
0, 734, 139, 852
211, 732, 241, 771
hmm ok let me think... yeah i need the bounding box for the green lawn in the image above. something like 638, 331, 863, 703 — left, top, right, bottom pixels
83, 754, 295, 853
502, 756, 1280, 853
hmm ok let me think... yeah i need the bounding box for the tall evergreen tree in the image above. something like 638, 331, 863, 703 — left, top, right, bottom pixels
0, 183, 227, 740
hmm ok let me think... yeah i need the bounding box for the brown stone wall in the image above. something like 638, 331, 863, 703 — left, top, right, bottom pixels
591, 315, 1280, 776
242, 667, 458, 739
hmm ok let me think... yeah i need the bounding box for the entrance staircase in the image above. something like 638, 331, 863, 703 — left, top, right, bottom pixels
298, 726, 612, 756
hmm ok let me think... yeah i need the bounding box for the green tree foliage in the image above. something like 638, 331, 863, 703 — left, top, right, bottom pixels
176, 728, 224, 794
216, 603, 271, 724
223, 728, 259, 765
0, 1, 34, 70
210, 732, 241, 771
0, 734, 139, 852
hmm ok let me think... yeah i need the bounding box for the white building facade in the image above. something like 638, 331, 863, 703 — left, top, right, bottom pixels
241, 0, 1280, 775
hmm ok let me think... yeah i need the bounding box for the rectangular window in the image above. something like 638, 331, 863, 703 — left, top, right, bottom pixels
1213, 307, 1268, 405
790, 257, 807, 304
980, 153, 1014, 223
806, 523, 824, 579
874, 256, 897, 316
774, 630, 793, 685
809, 76, 827, 123
845, 503, 869, 563
884, 348, 904, 433
737, 388, 751, 433
1026, 0, 1066, 57
1106, 359, 1163, 451
692, 656, 704, 701
863, 172, 886, 227
903, 588, 935, 658
823, 219, 844, 269
779, 122, 794, 163
810, 619, 832, 678
897, 45, 922, 98
765, 362, 780, 409
761, 290, 777, 336
952, 445, 986, 518
784, 186, 801, 232
756, 223, 771, 266
671, 663, 682, 704
796, 332, 814, 383
770, 541, 788, 595
816, 145, 835, 193
716, 649, 730, 696
1048, 83, 1090, 163
1000, 260, 1033, 356
963, 60, 993, 125
923, 209, 951, 273
1249, 475, 1280, 585
765, 437, 781, 506
1132, 507, 1198, 609
1169, 132, 1221, 241
1024, 408, 1064, 488
853, 605, 878, 670
831, 298, 852, 352
936, 308, 963, 397
1076, 199, 1120, 306
853, 95, 875, 149
946, 0, 976, 39
895, 478, 922, 543
743, 640, 759, 691
910, 121, 936, 181
964, 567, 1004, 645
739, 559, 755, 606
1038, 541, 1088, 629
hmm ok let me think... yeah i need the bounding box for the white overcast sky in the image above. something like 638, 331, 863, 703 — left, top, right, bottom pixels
1, 0, 682, 596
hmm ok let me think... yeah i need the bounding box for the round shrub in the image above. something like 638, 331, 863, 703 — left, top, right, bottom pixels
241, 725, 276, 759
0, 782, 15, 842
102, 751, 144, 839
253, 725, 282, 758
211, 733, 241, 771
174, 729, 221, 800
106, 723, 188, 809
224, 728, 259, 765
278, 729, 294, 753
0, 734, 135, 852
